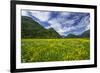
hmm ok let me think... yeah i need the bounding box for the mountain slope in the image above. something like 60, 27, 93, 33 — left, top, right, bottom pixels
21, 16, 61, 38
66, 30, 90, 38
80, 30, 90, 37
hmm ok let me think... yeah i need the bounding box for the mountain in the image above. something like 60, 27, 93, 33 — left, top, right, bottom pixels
21, 16, 61, 38
66, 34, 78, 38
66, 30, 90, 38
80, 30, 90, 37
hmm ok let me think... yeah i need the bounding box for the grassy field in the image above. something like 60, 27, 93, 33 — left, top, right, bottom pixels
21, 38, 90, 63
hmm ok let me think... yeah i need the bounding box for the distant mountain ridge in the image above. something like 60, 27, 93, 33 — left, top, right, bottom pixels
21, 16, 61, 38
21, 16, 90, 38
66, 30, 90, 38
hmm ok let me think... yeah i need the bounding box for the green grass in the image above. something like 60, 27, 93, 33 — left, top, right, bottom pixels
21, 38, 90, 63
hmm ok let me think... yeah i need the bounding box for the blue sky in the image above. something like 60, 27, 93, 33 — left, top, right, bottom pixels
22, 10, 90, 36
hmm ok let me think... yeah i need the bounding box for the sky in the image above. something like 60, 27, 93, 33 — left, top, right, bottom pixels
21, 10, 90, 37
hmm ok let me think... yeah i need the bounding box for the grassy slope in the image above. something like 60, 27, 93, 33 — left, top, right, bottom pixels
21, 38, 90, 63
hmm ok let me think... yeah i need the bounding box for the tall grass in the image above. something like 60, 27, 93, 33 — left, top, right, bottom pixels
21, 38, 90, 63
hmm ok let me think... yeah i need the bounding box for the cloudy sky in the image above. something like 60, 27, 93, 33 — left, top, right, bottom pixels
21, 10, 90, 36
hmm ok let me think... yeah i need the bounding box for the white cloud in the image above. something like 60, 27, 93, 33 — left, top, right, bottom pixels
59, 12, 71, 17
85, 25, 90, 31
29, 11, 51, 22
63, 20, 75, 26
71, 16, 90, 35
52, 12, 75, 27
22, 10, 90, 36
48, 14, 90, 36
48, 18, 63, 35
48, 15, 76, 36
75, 15, 90, 29
45, 25, 51, 29
21, 10, 29, 17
